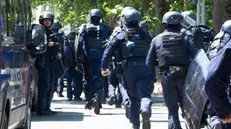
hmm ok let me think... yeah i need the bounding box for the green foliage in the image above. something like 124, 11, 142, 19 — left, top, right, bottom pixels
170, 0, 212, 26
32, 0, 213, 32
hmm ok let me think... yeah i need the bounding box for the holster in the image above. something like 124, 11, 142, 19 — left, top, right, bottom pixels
169, 66, 187, 77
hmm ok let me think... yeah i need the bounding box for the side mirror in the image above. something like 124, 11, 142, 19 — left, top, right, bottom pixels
15, 25, 25, 44
29, 24, 47, 55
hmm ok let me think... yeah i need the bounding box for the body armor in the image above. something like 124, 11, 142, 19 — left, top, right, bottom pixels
86, 23, 104, 50
157, 32, 190, 69
121, 27, 149, 61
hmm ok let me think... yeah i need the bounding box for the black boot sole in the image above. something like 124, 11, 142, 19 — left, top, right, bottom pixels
108, 96, 115, 106
93, 100, 100, 114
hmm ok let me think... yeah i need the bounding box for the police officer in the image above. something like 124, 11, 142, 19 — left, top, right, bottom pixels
181, 11, 214, 51
78, 9, 111, 114
64, 31, 83, 101
101, 8, 154, 129
35, 11, 59, 115
50, 20, 65, 97
206, 20, 231, 129
146, 11, 197, 129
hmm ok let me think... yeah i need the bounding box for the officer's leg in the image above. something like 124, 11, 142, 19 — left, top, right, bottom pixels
57, 78, 64, 97
92, 60, 102, 114
118, 76, 130, 118
37, 66, 50, 115
122, 74, 140, 128
161, 73, 182, 129
108, 71, 116, 105
129, 96, 140, 129
46, 60, 57, 113
73, 69, 83, 100
83, 60, 93, 109
137, 75, 154, 129
115, 86, 123, 108
92, 60, 102, 99
66, 68, 73, 101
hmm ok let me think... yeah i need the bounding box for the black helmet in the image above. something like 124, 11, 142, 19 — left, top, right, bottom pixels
51, 20, 61, 29
221, 20, 231, 34
181, 11, 196, 28
162, 11, 183, 25
122, 9, 141, 27
120, 7, 136, 17
89, 9, 102, 21
51, 20, 61, 32
39, 11, 54, 24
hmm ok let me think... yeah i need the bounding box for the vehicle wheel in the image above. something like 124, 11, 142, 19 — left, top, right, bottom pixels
2, 112, 8, 129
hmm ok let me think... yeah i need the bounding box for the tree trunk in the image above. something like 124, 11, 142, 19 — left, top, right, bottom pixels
212, 0, 231, 33
141, 0, 151, 16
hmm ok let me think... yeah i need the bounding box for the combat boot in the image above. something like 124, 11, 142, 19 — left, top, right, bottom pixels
93, 99, 100, 114
141, 111, 151, 129
85, 101, 92, 110
124, 100, 130, 119
108, 95, 115, 106
131, 125, 140, 129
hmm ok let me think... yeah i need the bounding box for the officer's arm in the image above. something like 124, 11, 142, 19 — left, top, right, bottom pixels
146, 37, 158, 69
185, 36, 198, 58
101, 34, 122, 71
205, 40, 231, 119
78, 26, 87, 56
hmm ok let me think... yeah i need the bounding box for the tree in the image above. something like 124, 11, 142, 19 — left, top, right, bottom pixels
212, 0, 231, 33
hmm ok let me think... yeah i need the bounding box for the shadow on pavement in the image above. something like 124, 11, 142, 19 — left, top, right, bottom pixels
51, 99, 86, 105
31, 111, 85, 122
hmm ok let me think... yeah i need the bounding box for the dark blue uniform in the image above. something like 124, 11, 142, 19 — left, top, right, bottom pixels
107, 57, 123, 107
63, 32, 83, 100
101, 27, 154, 128
35, 28, 59, 115
205, 38, 231, 129
78, 21, 111, 112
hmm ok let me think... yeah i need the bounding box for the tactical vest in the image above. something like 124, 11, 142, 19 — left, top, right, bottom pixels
157, 32, 190, 69
120, 28, 149, 61
86, 23, 104, 50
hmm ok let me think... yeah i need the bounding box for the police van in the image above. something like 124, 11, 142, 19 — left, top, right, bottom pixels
0, 0, 36, 129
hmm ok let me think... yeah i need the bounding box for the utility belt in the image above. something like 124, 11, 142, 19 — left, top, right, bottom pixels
160, 66, 188, 77
118, 60, 146, 70
44, 56, 57, 60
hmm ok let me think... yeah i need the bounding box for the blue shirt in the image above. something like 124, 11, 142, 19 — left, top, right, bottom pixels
205, 39, 231, 119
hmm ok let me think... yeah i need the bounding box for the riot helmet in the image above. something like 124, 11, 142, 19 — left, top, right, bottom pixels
221, 20, 231, 35
162, 11, 183, 25
39, 11, 54, 25
181, 11, 196, 28
162, 11, 183, 30
88, 9, 102, 24
120, 7, 136, 17
51, 20, 61, 33
121, 9, 141, 28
